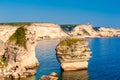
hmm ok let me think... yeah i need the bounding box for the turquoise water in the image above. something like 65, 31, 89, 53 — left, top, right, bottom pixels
35, 39, 61, 80
18, 38, 120, 80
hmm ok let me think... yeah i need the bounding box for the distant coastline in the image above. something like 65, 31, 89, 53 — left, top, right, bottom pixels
0, 22, 120, 41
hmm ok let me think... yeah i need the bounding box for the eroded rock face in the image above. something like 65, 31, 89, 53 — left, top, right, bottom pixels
0, 27, 39, 78
56, 38, 91, 71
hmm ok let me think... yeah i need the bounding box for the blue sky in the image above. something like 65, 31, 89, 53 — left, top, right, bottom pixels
0, 0, 120, 27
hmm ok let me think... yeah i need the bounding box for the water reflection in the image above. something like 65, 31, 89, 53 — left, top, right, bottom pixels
61, 70, 88, 80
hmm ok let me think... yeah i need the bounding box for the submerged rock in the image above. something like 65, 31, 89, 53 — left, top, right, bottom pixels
56, 38, 91, 71
49, 72, 58, 77
40, 72, 58, 80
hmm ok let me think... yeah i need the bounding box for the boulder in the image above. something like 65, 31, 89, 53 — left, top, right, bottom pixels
49, 72, 58, 77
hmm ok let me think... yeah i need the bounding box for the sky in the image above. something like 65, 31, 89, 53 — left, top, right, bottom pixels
0, 0, 120, 27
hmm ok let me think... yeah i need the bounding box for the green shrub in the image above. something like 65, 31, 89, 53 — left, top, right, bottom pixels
58, 38, 85, 46
9, 27, 27, 49
57, 38, 86, 55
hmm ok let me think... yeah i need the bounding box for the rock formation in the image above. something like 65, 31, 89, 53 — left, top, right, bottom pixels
0, 22, 120, 78
56, 38, 91, 71
0, 23, 68, 78
70, 24, 98, 38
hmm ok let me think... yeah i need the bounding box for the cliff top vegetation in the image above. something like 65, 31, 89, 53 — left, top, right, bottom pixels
57, 38, 85, 46
0, 22, 33, 26
9, 27, 27, 49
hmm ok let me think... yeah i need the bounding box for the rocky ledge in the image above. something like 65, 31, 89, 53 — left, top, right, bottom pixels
56, 38, 91, 71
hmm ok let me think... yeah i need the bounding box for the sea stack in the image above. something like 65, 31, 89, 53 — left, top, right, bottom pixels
56, 38, 91, 71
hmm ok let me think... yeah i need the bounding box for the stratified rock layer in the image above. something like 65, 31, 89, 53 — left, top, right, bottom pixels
56, 38, 91, 71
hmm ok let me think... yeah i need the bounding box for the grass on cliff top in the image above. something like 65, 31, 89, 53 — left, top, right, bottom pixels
58, 38, 85, 46
9, 27, 27, 49
0, 22, 32, 26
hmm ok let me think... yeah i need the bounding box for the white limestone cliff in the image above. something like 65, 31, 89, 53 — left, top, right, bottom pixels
0, 23, 67, 78
70, 24, 98, 38
70, 24, 120, 38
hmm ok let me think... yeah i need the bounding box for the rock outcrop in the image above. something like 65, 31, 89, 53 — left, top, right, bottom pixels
56, 38, 91, 71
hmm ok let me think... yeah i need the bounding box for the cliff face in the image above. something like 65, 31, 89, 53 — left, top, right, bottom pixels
0, 27, 39, 78
0, 25, 17, 42
0, 23, 67, 41
0, 23, 67, 78
56, 38, 91, 71
71, 24, 120, 38
31, 23, 67, 40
